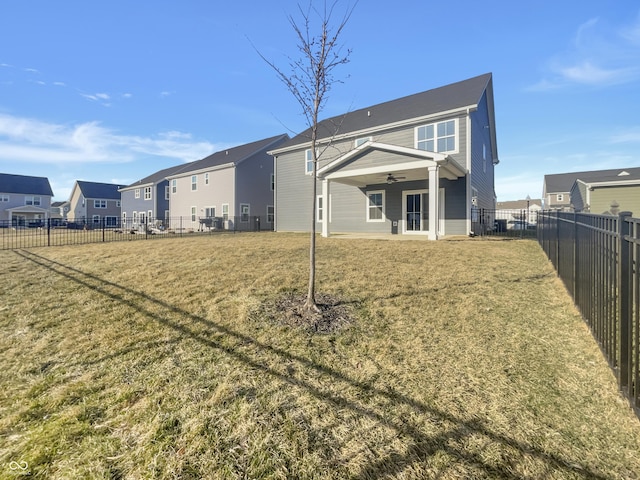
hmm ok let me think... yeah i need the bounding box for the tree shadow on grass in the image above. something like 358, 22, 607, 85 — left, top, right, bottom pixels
14, 249, 609, 479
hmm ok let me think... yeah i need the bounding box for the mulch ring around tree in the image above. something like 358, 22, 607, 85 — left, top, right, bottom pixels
252, 292, 356, 334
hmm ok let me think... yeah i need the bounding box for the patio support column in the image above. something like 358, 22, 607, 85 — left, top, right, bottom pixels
428, 165, 439, 240
321, 178, 330, 237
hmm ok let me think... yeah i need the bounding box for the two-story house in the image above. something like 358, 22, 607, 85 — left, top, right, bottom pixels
166, 134, 288, 231
0, 173, 54, 227
269, 73, 499, 239
119, 164, 191, 231
67, 181, 123, 227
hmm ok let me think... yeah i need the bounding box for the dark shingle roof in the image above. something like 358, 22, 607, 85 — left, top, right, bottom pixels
76, 181, 123, 200
0, 173, 54, 196
122, 163, 192, 189
497, 199, 542, 209
544, 167, 640, 193
275, 73, 493, 150
168, 134, 289, 177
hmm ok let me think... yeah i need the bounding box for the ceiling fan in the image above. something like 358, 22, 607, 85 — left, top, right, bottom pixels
386, 173, 406, 184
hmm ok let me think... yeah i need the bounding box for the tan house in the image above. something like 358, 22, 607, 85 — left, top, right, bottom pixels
570, 168, 640, 216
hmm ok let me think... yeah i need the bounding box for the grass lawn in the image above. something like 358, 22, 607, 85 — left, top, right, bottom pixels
1, 233, 639, 479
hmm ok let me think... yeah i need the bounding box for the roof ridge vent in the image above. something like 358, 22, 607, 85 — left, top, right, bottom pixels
618, 170, 630, 176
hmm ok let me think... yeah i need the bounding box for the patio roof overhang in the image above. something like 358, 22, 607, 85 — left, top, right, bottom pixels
317, 141, 467, 187
8, 205, 49, 215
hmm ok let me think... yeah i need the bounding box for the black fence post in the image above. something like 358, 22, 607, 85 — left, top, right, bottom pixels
47, 217, 51, 247
618, 211, 632, 391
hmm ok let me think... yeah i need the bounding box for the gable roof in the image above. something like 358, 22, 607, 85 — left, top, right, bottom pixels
496, 199, 542, 210
121, 163, 192, 191
166, 134, 289, 179
75, 181, 123, 200
273, 73, 493, 152
544, 167, 640, 194
0, 173, 54, 196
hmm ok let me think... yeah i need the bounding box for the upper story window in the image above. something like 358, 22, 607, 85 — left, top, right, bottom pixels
116, 200, 121, 207
165, 186, 170, 200
0, 194, 9, 202
270, 173, 275, 191
144, 186, 152, 200
355, 136, 372, 147
416, 119, 457, 153
557, 194, 564, 202
94, 199, 107, 209
171, 179, 177, 194
305, 149, 313, 175
191, 175, 197, 191
134, 188, 140, 199
204, 173, 209, 185
25, 196, 41, 206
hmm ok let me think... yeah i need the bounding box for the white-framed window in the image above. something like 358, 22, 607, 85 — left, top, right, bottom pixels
0, 194, 9, 202
116, 200, 121, 207
557, 194, 564, 202
25, 196, 41, 206
305, 149, 313, 175
140, 212, 146, 225
317, 195, 324, 222
144, 186, 152, 200
164, 210, 170, 223
171, 179, 177, 194
204, 173, 209, 185
270, 173, 275, 191
165, 186, 170, 200
134, 188, 140, 199
205, 206, 215, 218
240, 203, 250, 222
122, 212, 127, 225
92, 215, 100, 225
191, 175, 197, 191
105, 216, 118, 227
148, 210, 152, 221
132, 211, 138, 224
355, 136, 372, 147
222, 203, 229, 221
267, 205, 274, 223
366, 190, 385, 222
191, 206, 197, 222
94, 199, 107, 209
416, 119, 457, 153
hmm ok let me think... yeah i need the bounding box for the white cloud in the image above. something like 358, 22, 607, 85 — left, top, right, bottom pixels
122, 93, 132, 99
0, 113, 218, 165
530, 13, 640, 90
53, 81, 66, 87
609, 127, 640, 143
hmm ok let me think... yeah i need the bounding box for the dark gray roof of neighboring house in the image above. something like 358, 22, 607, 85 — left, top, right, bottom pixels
122, 163, 192, 190
51, 201, 68, 207
76, 181, 123, 199
274, 73, 493, 150
544, 167, 640, 193
497, 199, 542, 209
0, 173, 54, 196
167, 134, 289, 177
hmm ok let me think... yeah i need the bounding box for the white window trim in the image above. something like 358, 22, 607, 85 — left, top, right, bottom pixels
191, 175, 197, 191
191, 206, 197, 222
171, 179, 177, 194
240, 203, 250, 222
0, 194, 9, 202
415, 118, 459, 154
270, 173, 275, 191
205, 206, 216, 217
557, 194, 564, 202
165, 186, 170, 200
94, 199, 107, 209
316, 195, 324, 222
25, 196, 42, 206
305, 149, 313, 175
92, 215, 101, 224
366, 190, 386, 222
144, 186, 152, 200
267, 205, 274, 223
134, 188, 140, 199
204, 173, 209, 185
222, 203, 229, 221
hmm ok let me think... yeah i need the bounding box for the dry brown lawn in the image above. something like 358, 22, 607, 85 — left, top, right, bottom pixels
1, 233, 639, 479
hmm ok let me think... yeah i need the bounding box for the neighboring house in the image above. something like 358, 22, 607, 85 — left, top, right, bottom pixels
166, 134, 288, 231
495, 198, 542, 229
50, 201, 70, 221
543, 167, 640, 214
119, 164, 191, 230
0, 173, 54, 226
569, 168, 640, 216
67, 180, 123, 227
269, 73, 499, 240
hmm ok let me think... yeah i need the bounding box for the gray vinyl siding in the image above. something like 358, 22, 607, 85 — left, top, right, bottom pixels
121, 187, 154, 219
469, 92, 496, 210
0, 193, 52, 221
275, 149, 314, 231
590, 185, 640, 216
156, 181, 170, 218
570, 182, 587, 212
235, 150, 274, 223
170, 168, 235, 228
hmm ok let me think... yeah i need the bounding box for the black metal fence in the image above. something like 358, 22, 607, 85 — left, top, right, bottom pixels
0, 215, 274, 250
538, 210, 639, 416
471, 208, 539, 238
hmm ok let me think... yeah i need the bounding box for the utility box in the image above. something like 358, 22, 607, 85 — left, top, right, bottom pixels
391, 220, 398, 235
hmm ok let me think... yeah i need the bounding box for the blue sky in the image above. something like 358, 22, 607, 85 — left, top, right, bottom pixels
1, 1, 639, 202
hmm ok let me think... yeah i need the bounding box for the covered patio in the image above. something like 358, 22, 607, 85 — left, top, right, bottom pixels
317, 141, 467, 240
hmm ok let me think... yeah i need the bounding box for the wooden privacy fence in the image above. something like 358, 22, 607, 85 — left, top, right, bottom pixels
537, 210, 639, 416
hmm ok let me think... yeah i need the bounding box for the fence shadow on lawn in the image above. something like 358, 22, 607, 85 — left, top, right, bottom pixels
15, 249, 608, 479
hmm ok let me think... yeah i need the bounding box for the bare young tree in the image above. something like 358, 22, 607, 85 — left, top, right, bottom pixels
258, 1, 355, 313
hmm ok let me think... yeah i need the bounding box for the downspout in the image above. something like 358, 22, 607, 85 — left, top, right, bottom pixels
273, 155, 278, 232
466, 108, 472, 235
